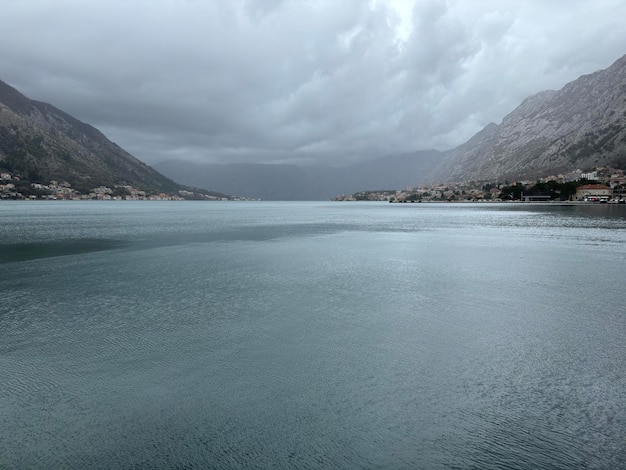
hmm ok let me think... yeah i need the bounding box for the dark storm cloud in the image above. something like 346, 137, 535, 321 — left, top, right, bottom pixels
2, 0, 626, 166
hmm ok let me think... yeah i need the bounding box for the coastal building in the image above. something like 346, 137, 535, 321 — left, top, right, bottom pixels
613, 185, 626, 201
521, 191, 552, 202
580, 171, 598, 181
574, 184, 612, 201
562, 170, 583, 182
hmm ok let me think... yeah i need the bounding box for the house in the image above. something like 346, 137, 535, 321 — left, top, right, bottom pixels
574, 184, 612, 202
580, 171, 598, 181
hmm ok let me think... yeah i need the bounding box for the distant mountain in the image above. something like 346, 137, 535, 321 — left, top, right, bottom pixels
158, 54, 626, 198
155, 150, 442, 200
428, 53, 626, 182
0, 79, 205, 196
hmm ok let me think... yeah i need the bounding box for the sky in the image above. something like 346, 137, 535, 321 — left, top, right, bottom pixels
1, 0, 626, 167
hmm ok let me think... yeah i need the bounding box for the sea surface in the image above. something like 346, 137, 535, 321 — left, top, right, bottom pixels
1, 201, 625, 469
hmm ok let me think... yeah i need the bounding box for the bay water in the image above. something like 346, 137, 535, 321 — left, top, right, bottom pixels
1, 201, 625, 469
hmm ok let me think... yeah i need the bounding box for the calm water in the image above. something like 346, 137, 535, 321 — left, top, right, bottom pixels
1, 201, 625, 469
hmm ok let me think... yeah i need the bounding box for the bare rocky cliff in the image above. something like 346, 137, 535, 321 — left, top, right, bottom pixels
428, 53, 626, 182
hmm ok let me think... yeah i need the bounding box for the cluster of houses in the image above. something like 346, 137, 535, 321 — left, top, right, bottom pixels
334, 167, 626, 203
0, 172, 20, 198
86, 185, 186, 201
0, 171, 248, 201
525, 167, 625, 202
0, 172, 202, 200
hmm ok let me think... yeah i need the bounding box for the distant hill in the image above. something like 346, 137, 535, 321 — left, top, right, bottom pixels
155, 150, 442, 200
427, 53, 626, 182
0, 79, 221, 197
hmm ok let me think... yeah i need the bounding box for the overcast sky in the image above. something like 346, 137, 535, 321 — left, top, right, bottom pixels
2, 0, 626, 166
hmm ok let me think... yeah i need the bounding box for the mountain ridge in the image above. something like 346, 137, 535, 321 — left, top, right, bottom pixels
427, 53, 626, 182
0, 79, 223, 198
3, 52, 625, 200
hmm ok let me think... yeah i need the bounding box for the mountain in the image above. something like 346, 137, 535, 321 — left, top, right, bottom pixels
0, 79, 197, 196
428, 53, 626, 182
158, 54, 626, 198
8, 53, 623, 200
155, 150, 442, 200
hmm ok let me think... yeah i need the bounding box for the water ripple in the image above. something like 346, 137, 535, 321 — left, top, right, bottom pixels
0, 238, 127, 263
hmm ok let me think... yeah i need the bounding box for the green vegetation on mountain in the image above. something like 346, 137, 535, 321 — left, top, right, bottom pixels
0, 79, 231, 199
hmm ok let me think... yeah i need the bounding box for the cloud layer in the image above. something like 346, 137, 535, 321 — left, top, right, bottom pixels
2, 0, 626, 166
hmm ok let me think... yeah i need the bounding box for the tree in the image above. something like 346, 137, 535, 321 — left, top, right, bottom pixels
498, 184, 524, 200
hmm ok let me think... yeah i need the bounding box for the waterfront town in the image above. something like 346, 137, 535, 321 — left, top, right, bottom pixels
0, 171, 234, 201
2, 167, 626, 203
334, 167, 626, 203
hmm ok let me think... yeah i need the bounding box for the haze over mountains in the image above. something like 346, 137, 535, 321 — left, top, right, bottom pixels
155, 151, 442, 201
2, 53, 626, 200
156, 53, 626, 199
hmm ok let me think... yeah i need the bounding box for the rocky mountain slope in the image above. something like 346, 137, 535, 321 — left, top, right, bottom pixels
0, 79, 185, 194
429, 53, 626, 182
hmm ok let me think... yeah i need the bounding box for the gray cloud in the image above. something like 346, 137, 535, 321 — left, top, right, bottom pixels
1, 0, 626, 166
